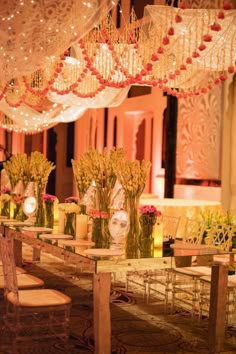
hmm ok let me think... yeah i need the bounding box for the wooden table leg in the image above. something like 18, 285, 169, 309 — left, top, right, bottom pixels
32, 247, 41, 262
32, 233, 41, 262
93, 273, 111, 354
13, 239, 23, 266
208, 263, 228, 353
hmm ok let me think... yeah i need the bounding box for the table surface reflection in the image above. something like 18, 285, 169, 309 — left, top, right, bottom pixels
1, 224, 233, 275
140, 197, 222, 238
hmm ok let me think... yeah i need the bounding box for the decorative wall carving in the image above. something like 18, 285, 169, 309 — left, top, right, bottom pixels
176, 85, 222, 180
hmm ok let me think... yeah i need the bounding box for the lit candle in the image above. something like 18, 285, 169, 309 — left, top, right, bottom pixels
154, 222, 163, 247
153, 222, 163, 257
76, 214, 88, 240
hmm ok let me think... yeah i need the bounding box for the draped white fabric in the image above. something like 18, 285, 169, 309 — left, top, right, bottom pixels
0, 0, 117, 82
47, 85, 130, 108
0, 81, 129, 132
0, 100, 87, 132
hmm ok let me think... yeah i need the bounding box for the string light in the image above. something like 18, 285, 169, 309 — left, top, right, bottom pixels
0, 0, 235, 132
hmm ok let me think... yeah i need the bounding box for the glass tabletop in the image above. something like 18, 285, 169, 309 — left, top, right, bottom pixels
1, 224, 233, 274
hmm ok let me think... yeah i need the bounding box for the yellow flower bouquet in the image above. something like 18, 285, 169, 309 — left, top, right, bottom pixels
72, 147, 125, 248
116, 159, 151, 258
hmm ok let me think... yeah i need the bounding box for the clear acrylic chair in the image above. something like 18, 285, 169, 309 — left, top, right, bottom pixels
0, 234, 71, 347
162, 215, 181, 256
145, 215, 181, 306
199, 274, 236, 326
170, 218, 209, 315
205, 223, 235, 251
199, 223, 236, 323
0, 235, 44, 291
182, 217, 206, 245
126, 215, 181, 305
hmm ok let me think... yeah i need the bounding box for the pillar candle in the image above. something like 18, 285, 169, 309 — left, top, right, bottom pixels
76, 214, 88, 240
153, 222, 163, 247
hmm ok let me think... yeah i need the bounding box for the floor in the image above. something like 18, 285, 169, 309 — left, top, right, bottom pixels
1, 247, 236, 354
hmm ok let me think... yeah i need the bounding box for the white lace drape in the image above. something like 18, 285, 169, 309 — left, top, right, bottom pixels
0, 0, 117, 81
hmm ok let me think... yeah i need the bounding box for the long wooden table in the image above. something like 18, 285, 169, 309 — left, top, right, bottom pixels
0, 225, 232, 354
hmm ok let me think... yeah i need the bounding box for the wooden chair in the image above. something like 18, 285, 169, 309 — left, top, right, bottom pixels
0, 234, 71, 347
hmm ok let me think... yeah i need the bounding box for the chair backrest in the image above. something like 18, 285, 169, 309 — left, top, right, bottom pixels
206, 223, 235, 251
161, 215, 181, 240
182, 218, 206, 245
0, 234, 19, 298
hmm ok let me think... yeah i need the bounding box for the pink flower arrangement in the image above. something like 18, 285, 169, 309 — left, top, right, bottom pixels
140, 205, 161, 217
12, 194, 25, 205
87, 208, 109, 219
1, 187, 11, 195
139, 205, 161, 226
42, 194, 57, 203
65, 196, 79, 204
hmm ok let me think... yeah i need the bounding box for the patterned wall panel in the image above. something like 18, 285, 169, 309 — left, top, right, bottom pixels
176, 85, 222, 180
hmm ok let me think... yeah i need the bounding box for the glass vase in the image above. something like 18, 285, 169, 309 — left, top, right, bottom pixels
35, 198, 45, 227
139, 223, 154, 258
64, 212, 76, 237
35, 185, 45, 227
91, 217, 110, 248
80, 204, 87, 215
45, 202, 54, 228
14, 203, 26, 221
126, 196, 140, 258
1, 200, 10, 218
